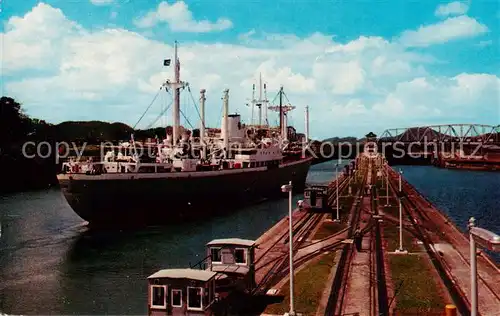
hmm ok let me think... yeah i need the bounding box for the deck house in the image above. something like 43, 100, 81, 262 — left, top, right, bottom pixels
205, 238, 256, 293
147, 268, 217, 316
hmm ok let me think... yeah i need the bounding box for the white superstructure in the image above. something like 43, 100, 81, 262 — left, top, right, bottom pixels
60, 41, 308, 176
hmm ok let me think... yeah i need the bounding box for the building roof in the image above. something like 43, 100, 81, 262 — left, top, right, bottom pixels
148, 269, 217, 281
206, 238, 256, 247
365, 132, 377, 138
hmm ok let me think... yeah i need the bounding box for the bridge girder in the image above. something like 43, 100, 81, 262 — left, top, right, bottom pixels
378, 124, 500, 144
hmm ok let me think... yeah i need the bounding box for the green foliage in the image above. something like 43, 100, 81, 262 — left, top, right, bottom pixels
0, 96, 183, 144
0, 96, 31, 146
54, 121, 134, 143
322, 136, 358, 143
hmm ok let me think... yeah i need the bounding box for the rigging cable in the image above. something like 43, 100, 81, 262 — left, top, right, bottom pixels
132, 87, 163, 130
145, 89, 173, 129
186, 86, 206, 130
179, 109, 194, 130
216, 99, 224, 128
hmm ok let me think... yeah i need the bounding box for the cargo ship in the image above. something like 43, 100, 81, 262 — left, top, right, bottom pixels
57, 42, 313, 226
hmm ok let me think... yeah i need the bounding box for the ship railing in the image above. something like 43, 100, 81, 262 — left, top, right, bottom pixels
61, 161, 173, 174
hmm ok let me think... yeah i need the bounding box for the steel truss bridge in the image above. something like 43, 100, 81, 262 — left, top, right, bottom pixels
378, 124, 500, 144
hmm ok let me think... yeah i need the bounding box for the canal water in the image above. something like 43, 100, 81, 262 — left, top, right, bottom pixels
0, 161, 498, 314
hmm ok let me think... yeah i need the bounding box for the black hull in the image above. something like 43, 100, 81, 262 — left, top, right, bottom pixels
57, 159, 312, 226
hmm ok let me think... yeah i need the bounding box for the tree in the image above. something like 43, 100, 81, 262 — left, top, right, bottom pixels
0, 96, 31, 147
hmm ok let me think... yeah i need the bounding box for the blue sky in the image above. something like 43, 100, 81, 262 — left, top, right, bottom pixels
1, 0, 499, 139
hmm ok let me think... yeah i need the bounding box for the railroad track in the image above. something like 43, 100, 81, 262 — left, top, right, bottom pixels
327, 174, 351, 207
252, 170, 353, 295
387, 167, 500, 314
324, 162, 369, 316
253, 212, 324, 295
372, 174, 389, 316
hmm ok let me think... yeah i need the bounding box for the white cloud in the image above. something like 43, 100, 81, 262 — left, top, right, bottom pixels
1, 3, 83, 72
90, 0, 114, 5
134, 1, 232, 33
435, 1, 469, 17
2, 3, 499, 139
399, 15, 488, 47
373, 74, 500, 124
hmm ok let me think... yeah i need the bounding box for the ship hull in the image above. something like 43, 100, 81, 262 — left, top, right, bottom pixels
57, 158, 312, 227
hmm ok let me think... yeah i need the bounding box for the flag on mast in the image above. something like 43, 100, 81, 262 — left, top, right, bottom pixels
163, 59, 171, 66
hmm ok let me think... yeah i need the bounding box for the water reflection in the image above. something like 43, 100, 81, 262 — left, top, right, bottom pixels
59, 195, 303, 314
0, 160, 360, 314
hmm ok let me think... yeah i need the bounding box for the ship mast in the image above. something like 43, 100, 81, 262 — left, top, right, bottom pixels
263, 82, 268, 126
200, 89, 206, 160
268, 86, 295, 140
258, 73, 263, 126
222, 89, 230, 159
279, 86, 283, 134
251, 84, 255, 125
252, 73, 268, 127
173, 42, 180, 144
164, 41, 187, 145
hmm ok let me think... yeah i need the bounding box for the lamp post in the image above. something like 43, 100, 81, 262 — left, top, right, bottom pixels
385, 162, 390, 207
281, 181, 295, 316
395, 168, 407, 253
468, 217, 500, 316
349, 167, 353, 196
335, 163, 340, 222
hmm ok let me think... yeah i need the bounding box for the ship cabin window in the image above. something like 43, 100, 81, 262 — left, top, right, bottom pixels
234, 248, 247, 265
210, 247, 222, 263
151, 285, 167, 309
171, 289, 182, 307
187, 286, 203, 311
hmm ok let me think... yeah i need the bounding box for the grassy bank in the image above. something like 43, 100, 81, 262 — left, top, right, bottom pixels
313, 220, 346, 239
264, 252, 337, 315
383, 219, 446, 313
389, 254, 446, 313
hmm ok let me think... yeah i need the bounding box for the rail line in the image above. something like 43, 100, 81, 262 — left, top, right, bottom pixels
388, 167, 500, 310
324, 163, 368, 316
252, 170, 352, 295
253, 212, 323, 294
372, 176, 389, 316
384, 166, 472, 315
254, 211, 311, 266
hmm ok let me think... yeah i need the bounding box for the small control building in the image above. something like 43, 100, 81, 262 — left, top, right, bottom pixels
147, 268, 218, 316
205, 238, 256, 293
303, 185, 330, 212
364, 132, 378, 158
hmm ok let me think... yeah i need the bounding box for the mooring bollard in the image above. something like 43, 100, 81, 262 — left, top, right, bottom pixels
445, 304, 457, 316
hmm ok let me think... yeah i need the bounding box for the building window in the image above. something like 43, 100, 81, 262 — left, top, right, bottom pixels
171, 289, 182, 307
210, 247, 222, 263
234, 248, 246, 265
187, 287, 203, 310
151, 285, 167, 309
